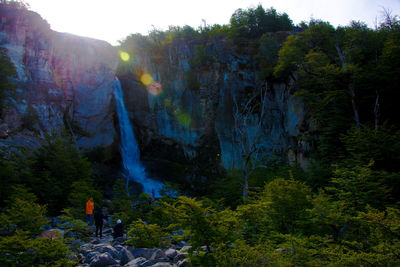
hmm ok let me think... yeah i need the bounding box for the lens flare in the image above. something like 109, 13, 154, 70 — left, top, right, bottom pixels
140, 73, 153, 86
119, 50, 130, 61
147, 81, 163, 96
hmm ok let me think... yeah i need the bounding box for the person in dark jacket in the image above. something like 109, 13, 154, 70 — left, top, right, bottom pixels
113, 219, 123, 239
94, 208, 106, 238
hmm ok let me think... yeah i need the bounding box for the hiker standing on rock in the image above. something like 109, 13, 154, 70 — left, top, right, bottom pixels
94, 207, 106, 238
86, 197, 94, 225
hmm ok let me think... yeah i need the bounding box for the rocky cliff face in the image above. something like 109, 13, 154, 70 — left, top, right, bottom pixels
0, 7, 118, 150
119, 38, 309, 172
0, 6, 309, 179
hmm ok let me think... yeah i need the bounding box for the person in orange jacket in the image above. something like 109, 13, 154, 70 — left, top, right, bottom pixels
86, 197, 94, 225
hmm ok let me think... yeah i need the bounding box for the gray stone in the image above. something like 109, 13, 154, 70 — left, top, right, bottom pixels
129, 248, 158, 259
138, 259, 159, 267
150, 262, 172, 267
124, 257, 146, 267
85, 252, 100, 264
112, 236, 126, 245
173, 252, 187, 263
177, 259, 189, 267
89, 252, 119, 267
91, 239, 102, 245
150, 249, 166, 260
103, 227, 113, 234
164, 248, 177, 259
179, 246, 191, 252
39, 229, 64, 240
120, 247, 135, 265
93, 245, 120, 259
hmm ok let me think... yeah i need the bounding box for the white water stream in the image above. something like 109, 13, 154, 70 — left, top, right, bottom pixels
113, 78, 163, 197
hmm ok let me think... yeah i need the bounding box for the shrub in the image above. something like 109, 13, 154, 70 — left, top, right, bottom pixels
59, 209, 91, 242
259, 178, 312, 233
0, 230, 73, 266
127, 219, 167, 248
27, 136, 92, 215
67, 179, 103, 220
0, 186, 48, 236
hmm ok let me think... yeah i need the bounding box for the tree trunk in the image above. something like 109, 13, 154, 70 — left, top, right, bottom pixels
335, 45, 361, 128
242, 172, 248, 198
349, 84, 361, 127
374, 90, 380, 130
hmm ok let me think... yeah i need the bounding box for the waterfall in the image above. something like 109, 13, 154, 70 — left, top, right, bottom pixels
113, 78, 163, 197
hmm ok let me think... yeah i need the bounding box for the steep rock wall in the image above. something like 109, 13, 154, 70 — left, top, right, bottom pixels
0, 7, 118, 149
119, 38, 309, 170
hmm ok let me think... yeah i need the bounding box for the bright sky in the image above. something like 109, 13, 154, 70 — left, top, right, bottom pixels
25, 0, 400, 45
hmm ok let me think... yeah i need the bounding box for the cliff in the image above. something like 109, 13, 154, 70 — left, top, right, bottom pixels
118, 36, 309, 177
0, 6, 118, 150
0, 6, 309, 185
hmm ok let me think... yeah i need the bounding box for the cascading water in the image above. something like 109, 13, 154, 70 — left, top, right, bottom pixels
113, 78, 163, 197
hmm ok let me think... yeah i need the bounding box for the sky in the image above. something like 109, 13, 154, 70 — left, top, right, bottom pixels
25, 0, 400, 45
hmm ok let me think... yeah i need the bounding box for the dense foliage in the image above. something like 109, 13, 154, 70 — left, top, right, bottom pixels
0, 187, 73, 266
0, 135, 102, 215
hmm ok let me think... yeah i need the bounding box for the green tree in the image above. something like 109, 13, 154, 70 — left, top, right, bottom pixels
0, 186, 48, 236
341, 125, 400, 171
326, 163, 391, 211
0, 159, 19, 207
127, 219, 167, 248
110, 179, 140, 227
67, 179, 102, 219
0, 231, 72, 266
259, 178, 312, 233
27, 136, 92, 215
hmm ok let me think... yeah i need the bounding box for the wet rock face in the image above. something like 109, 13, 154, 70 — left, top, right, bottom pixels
0, 7, 118, 149
120, 39, 308, 170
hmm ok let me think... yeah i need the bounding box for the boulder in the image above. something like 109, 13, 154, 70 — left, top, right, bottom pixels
112, 236, 126, 246
39, 229, 63, 240
93, 245, 120, 259
164, 248, 177, 259
89, 252, 119, 267
103, 227, 113, 234
177, 259, 189, 267
85, 251, 100, 264
173, 252, 187, 263
179, 246, 192, 252
124, 257, 146, 267
138, 259, 159, 267
120, 247, 135, 265
129, 248, 159, 259
150, 249, 166, 260
150, 263, 172, 267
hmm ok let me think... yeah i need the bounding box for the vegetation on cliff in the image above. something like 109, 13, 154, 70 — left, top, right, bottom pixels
0, 47, 16, 115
